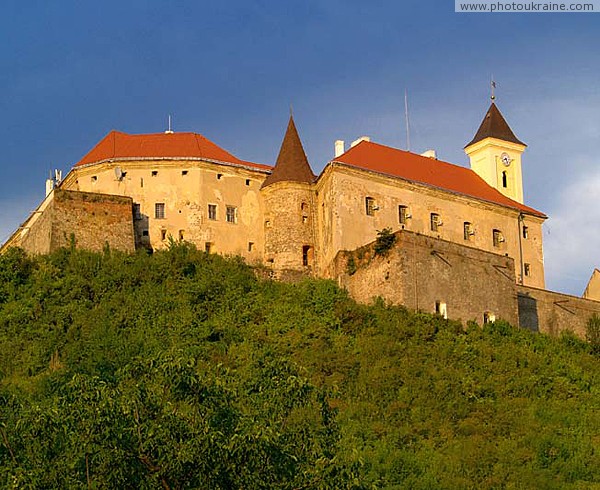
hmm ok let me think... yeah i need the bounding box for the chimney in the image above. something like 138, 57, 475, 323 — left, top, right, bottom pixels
420, 149, 437, 159
351, 136, 370, 148
334, 140, 345, 158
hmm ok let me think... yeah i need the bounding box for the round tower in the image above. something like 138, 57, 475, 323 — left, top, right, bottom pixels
261, 116, 317, 273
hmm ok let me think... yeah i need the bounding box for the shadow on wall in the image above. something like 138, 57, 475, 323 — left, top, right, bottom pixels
518, 292, 539, 333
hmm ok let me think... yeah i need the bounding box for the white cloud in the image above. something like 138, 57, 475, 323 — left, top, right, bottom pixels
544, 170, 600, 296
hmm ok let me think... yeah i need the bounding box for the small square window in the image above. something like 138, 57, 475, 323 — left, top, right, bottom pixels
431, 213, 441, 232
524, 263, 531, 277
493, 229, 503, 247
182, 170, 188, 176
133, 203, 142, 220
151, 171, 158, 177
155, 203, 165, 219
523, 226, 529, 239
246, 179, 251, 186
464, 222, 473, 240
91, 176, 97, 182
160, 229, 167, 241
435, 301, 448, 319
205, 242, 212, 253
217, 173, 222, 180
365, 197, 376, 216
178, 230, 184, 240
484, 312, 496, 324
208, 204, 217, 221
248, 242, 254, 252
399, 205, 408, 225
142, 230, 149, 237
265, 220, 271, 228
226, 206, 237, 223
302, 245, 312, 267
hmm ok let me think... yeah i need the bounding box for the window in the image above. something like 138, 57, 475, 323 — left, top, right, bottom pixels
246, 179, 251, 186
155, 203, 165, 219
365, 197, 376, 216
399, 205, 408, 225
182, 170, 188, 176
301, 202, 308, 211
522, 226, 529, 239
142, 230, 149, 237
217, 173, 222, 180
265, 220, 271, 228
483, 312, 496, 324
208, 204, 217, 221
435, 301, 448, 319
430, 213, 441, 232
493, 229, 503, 247
133, 203, 142, 220
140, 178, 144, 188
464, 222, 473, 240
302, 215, 308, 224
151, 171, 158, 177
91, 176, 97, 182
160, 229, 167, 241
524, 263, 531, 277
178, 230, 184, 240
248, 242, 254, 252
502, 171, 508, 188
205, 242, 212, 253
226, 205, 237, 223
302, 245, 312, 267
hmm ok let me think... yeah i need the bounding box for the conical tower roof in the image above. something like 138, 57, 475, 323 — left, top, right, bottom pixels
465, 102, 526, 148
261, 116, 315, 188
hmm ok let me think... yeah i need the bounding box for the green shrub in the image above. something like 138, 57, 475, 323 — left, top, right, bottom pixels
374, 228, 396, 256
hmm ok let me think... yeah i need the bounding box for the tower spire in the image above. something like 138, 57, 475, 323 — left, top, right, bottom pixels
261, 115, 315, 188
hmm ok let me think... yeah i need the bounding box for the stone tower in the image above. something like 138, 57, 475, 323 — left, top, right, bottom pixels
261, 116, 316, 273
464, 102, 527, 204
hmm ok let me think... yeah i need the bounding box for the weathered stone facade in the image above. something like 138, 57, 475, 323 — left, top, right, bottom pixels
518, 286, 600, 338
3, 189, 135, 254
334, 230, 520, 326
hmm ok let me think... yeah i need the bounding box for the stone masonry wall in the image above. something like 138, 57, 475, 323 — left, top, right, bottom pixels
262, 182, 316, 272
518, 286, 600, 338
333, 230, 519, 326
18, 198, 55, 254
50, 190, 135, 253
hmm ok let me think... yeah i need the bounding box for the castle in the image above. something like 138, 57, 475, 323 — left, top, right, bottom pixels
3, 101, 600, 338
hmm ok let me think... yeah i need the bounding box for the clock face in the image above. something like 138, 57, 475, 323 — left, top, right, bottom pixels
501, 152, 511, 166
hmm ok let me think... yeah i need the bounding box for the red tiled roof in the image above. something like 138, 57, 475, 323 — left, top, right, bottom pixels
333, 141, 545, 218
261, 116, 315, 188
74, 130, 271, 171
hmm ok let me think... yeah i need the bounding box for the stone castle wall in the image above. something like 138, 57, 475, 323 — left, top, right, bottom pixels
518, 286, 600, 338
333, 230, 520, 326
7, 189, 135, 255
50, 190, 135, 252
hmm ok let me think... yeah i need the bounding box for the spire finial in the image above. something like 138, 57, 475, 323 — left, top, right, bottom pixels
491, 76, 497, 102
289, 103, 293, 117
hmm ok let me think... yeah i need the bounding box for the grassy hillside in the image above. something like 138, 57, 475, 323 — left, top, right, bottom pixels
0, 244, 598, 489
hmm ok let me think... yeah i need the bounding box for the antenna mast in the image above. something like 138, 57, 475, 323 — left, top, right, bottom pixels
404, 89, 411, 152
165, 114, 174, 134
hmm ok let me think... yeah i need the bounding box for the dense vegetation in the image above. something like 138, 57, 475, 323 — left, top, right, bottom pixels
0, 244, 598, 489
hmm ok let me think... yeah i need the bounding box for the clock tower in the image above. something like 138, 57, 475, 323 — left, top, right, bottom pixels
464, 102, 526, 204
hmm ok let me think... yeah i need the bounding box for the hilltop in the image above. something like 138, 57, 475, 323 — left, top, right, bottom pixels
0, 244, 598, 489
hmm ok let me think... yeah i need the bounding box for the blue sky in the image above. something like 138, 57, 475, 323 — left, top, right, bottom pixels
1, 0, 599, 294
